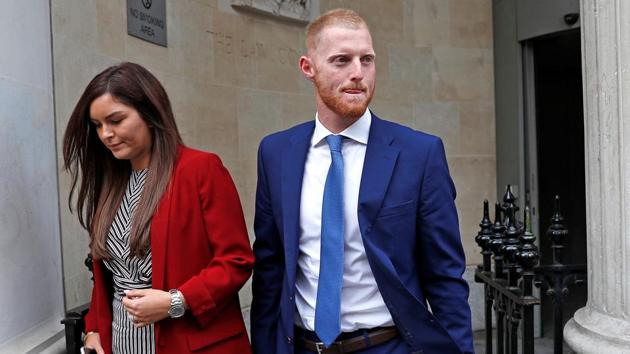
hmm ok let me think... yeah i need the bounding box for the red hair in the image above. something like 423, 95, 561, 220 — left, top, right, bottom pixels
305, 8, 369, 53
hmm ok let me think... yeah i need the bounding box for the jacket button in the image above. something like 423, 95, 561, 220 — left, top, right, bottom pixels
289, 296, 294, 301
287, 336, 293, 344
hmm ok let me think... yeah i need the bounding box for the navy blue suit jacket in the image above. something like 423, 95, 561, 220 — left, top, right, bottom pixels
251, 114, 474, 354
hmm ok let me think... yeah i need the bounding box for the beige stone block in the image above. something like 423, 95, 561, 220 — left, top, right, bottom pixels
198, 84, 239, 162
449, 156, 497, 265
297, 76, 316, 102
230, 158, 258, 230
58, 188, 91, 266
51, 0, 98, 49
358, 0, 405, 45
161, 74, 202, 142
370, 99, 413, 128
433, 47, 493, 101
449, 0, 492, 49
449, 156, 497, 225
281, 92, 316, 128
457, 101, 495, 156
207, 11, 257, 87
124, 34, 173, 75
64, 270, 93, 309
96, 0, 126, 59
167, 77, 240, 162
401, 0, 416, 46
252, 19, 304, 92
58, 174, 93, 307
458, 205, 483, 266
381, 45, 432, 102
237, 89, 284, 160
193, 0, 219, 9
409, 0, 450, 47
169, 0, 213, 81
373, 40, 390, 86
319, 0, 359, 13
54, 99, 75, 152
413, 101, 459, 155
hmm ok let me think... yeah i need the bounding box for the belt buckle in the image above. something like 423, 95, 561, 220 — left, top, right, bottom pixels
315, 342, 327, 354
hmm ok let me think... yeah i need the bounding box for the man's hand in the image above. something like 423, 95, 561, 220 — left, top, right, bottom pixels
122, 289, 171, 327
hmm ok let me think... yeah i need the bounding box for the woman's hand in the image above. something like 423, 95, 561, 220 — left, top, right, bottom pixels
84, 332, 105, 354
122, 289, 172, 327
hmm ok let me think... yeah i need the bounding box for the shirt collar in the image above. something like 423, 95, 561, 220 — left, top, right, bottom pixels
311, 109, 372, 147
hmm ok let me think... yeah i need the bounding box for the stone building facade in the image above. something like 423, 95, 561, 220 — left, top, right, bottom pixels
1, 0, 496, 351
53, 0, 495, 320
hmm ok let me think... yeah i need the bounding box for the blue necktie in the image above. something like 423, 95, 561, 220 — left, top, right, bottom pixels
315, 134, 345, 347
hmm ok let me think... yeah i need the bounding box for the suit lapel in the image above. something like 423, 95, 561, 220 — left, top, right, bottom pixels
281, 122, 314, 289
358, 115, 400, 237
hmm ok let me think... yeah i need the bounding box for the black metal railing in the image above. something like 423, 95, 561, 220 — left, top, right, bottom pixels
474, 185, 586, 354
533, 196, 586, 354
61, 254, 93, 354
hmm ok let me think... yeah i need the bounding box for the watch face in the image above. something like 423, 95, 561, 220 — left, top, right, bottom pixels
169, 306, 185, 318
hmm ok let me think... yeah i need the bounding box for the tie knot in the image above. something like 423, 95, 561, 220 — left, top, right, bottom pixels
326, 134, 344, 152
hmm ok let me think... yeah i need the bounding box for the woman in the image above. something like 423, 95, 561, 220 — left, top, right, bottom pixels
63, 62, 254, 354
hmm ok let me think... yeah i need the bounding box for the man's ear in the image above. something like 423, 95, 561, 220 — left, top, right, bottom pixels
299, 55, 315, 82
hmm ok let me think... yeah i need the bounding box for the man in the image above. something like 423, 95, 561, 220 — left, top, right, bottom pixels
251, 8, 474, 354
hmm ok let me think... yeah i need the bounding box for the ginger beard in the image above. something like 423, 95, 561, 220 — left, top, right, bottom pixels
313, 69, 375, 120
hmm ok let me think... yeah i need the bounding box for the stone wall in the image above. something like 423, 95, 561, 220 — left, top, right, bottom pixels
0, 0, 64, 351
52, 0, 496, 312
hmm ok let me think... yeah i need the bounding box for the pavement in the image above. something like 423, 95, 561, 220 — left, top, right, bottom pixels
473, 330, 574, 354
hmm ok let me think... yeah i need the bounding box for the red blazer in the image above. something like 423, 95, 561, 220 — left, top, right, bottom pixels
84, 146, 254, 354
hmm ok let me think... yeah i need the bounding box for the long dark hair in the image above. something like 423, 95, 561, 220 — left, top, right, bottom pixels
63, 62, 182, 259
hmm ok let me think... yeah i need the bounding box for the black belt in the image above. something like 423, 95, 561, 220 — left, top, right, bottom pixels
296, 327, 399, 354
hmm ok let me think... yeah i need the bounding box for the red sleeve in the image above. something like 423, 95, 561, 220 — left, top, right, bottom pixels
83, 258, 100, 333
178, 154, 254, 326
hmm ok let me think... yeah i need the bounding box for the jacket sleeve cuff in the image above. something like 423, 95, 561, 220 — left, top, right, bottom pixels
179, 276, 217, 326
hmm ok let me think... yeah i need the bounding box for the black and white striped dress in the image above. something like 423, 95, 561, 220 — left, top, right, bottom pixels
103, 169, 155, 354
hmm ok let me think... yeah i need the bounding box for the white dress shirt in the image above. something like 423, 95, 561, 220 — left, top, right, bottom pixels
295, 109, 394, 332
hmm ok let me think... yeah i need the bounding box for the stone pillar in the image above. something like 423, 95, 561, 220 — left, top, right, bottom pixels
563, 0, 630, 352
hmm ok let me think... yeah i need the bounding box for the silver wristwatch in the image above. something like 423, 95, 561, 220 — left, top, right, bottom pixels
168, 289, 186, 318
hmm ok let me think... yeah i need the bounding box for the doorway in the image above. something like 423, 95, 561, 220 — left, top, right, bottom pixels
530, 29, 587, 338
